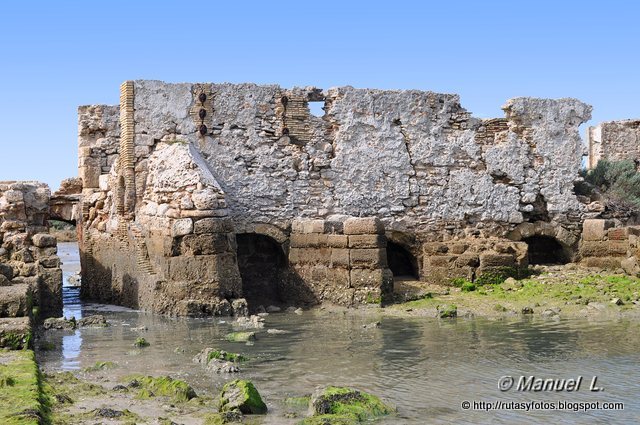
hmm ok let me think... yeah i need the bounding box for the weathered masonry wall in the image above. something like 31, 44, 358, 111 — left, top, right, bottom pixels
0, 182, 62, 319
78, 80, 593, 316
587, 120, 640, 169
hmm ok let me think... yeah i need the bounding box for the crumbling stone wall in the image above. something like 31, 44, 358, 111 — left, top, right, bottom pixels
78, 80, 593, 315
587, 120, 640, 169
579, 219, 635, 269
0, 182, 62, 319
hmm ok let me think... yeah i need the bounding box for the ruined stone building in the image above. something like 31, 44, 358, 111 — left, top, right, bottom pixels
74, 80, 602, 316
587, 119, 640, 169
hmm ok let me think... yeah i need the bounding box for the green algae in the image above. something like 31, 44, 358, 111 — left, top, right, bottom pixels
207, 350, 248, 363
124, 374, 196, 403
224, 331, 256, 342
218, 379, 267, 414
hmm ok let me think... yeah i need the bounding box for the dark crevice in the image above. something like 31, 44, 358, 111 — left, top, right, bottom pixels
523, 235, 570, 265
386, 241, 419, 279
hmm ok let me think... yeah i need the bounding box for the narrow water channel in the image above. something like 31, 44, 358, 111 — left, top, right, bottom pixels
37, 242, 640, 424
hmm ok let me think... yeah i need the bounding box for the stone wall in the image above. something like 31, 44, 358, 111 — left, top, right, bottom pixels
579, 219, 637, 270
587, 120, 640, 169
0, 181, 62, 319
78, 80, 593, 315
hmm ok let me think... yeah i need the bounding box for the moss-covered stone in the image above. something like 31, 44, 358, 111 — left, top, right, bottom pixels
0, 317, 32, 350
208, 350, 248, 363
218, 379, 267, 414
133, 337, 150, 347
203, 410, 243, 424
437, 304, 457, 318
303, 386, 393, 424
0, 350, 47, 425
224, 331, 256, 342
124, 375, 196, 402
83, 361, 117, 372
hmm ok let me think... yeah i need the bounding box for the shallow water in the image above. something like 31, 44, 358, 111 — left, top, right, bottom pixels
38, 243, 640, 424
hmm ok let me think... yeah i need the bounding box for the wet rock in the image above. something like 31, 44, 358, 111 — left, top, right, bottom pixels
77, 314, 108, 327
225, 331, 256, 342
218, 379, 267, 414
231, 299, 249, 317
521, 306, 534, 315
611, 298, 624, 306
94, 407, 123, 418
362, 321, 381, 329
541, 308, 560, 318
204, 411, 243, 424
134, 337, 150, 347
234, 315, 264, 329
43, 317, 76, 330
193, 348, 246, 373
266, 305, 281, 313
266, 329, 288, 335
112, 384, 129, 392
307, 386, 393, 422
437, 305, 457, 319
132, 326, 148, 332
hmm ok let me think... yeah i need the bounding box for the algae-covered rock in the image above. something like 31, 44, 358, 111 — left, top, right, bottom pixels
437, 305, 457, 318
302, 386, 393, 424
125, 375, 196, 402
77, 315, 109, 327
218, 379, 267, 414
133, 337, 150, 347
43, 316, 76, 330
224, 331, 256, 342
193, 348, 247, 373
203, 410, 243, 424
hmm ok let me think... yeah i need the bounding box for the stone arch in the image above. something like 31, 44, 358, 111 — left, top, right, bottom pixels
236, 233, 289, 312
507, 221, 577, 264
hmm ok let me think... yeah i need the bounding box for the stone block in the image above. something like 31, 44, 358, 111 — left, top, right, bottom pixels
0, 317, 31, 349
349, 248, 387, 268
425, 255, 457, 268
348, 234, 386, 249
423, 266, 474, 284
608, 228, 629, 241
32, 233, 57, 248
350, 268, 386, 288
38, 268, 62, 318
582, 256, 622, 269
343, 217, 384, 235
450, 243, 469, 255
193, 218, 233, 234
580, 240, 628, 258
172, 218, 194, 237
326, 234, 349, 248
290, 233, 328, 248
302, 220, 327, 234
0, 284, 32, 318
479, 253, 516, 269
288, 247, 331, 265
181, 233, 230, 255
37, 256, 60, 268
330, 249, 350, 267
582, 219, 614, 241
423, 243, 449, 255
454, 254, 480, 268
621, 256, 640, 276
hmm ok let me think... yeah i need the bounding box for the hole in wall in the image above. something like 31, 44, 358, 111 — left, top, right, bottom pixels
236, 233, 289, 312
308, 101, 325, 118
386, 241, 419, 280
523, 236, 570, 265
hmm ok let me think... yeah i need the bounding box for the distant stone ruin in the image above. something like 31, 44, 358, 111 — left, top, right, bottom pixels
78, 80, 597, 316
587, 119, 640, 169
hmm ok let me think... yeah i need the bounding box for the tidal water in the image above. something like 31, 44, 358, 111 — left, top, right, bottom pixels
38, 243, 640, 424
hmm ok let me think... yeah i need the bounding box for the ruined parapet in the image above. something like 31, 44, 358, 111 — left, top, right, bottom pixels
579, 219, 632, 269
289, 217, 393, 306
587, 120, 640, 169
423, 239, 528, 284
77, 80, 593, 315
0, 181, 62, 319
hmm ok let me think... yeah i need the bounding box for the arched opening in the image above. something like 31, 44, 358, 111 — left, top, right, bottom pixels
386, 241, 419, 280
236, 233, 288, 312
523, 236, 570, 265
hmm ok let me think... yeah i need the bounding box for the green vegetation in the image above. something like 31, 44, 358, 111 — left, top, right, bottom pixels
133, 337, 149, 347
124, 375, 196, 403
582, 159, 640, 210
301, 386, 393, 424
224, 332, 256, 342
364, 293, 382, 304
218, 379, 267, 414
207, 350, 248, 363
0, 331, 32, 350
0, 350, 47, 425
461, 281, 476, 292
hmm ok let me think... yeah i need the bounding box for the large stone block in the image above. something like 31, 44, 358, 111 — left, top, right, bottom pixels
479, 253, 516, 269
0, 284, 32, 318
582, 219, 614, 241
350, 268, 387, 288
343, 217, 384, 235
348, 234, 386, 249
425, 255, 457, 268
580, 240, 628, 258
290, 233, 328, 248
582, 256, 622, 269
193, 217, 233, 234
326, 234, 349, 248
32, 233, 57, 248
350, 248, 387, 268
330, 249, 350, 267
38, 268, 62, 318
181, 233, 230, 255
288, 247, 331, 265
172, 218, 193, 237
608, 228, 629, 241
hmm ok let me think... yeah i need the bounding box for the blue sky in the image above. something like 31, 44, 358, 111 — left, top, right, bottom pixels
0, 1, 638, 189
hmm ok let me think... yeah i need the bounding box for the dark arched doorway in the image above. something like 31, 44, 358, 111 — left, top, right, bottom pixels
236, 233, 287, 311
523, 236, 570, 265
386, 241, 419, 280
